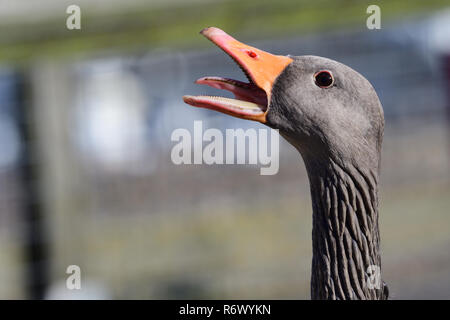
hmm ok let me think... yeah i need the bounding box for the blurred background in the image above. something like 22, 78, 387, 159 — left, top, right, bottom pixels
0, 0, 449, 299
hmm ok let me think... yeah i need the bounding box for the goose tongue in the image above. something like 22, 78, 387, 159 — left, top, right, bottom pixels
196, 77, 267, 107
182, 27, 293, 123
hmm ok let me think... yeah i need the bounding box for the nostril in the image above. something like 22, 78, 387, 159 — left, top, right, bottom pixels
247, 50, 258, 58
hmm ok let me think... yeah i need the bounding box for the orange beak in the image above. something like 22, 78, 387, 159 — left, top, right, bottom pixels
183, 27, 293, 123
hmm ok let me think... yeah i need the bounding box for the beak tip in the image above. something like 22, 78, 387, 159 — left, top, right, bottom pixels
200, 27, 227, 38
200, 27, 210, 35
182, 95, 193, 104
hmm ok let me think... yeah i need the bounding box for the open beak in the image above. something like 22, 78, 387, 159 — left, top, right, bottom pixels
182, 27, 293, 123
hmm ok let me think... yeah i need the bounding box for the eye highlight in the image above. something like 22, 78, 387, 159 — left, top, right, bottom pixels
314, 70, 334, 88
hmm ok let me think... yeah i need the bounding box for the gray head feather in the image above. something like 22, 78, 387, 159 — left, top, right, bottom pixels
268, 56, 384, 171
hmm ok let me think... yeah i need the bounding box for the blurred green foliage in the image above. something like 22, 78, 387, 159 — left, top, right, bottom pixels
0, 0, 448, 62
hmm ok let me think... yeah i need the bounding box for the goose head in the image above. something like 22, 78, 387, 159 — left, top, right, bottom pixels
183, 27, 384, 168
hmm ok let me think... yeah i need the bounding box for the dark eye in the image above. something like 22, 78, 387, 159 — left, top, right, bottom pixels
314, 70, 334, 88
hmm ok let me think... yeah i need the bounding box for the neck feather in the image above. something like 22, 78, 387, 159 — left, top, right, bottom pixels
305, 157, 387, 300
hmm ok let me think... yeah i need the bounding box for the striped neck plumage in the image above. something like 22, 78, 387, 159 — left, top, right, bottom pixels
305, 158, 388, 300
